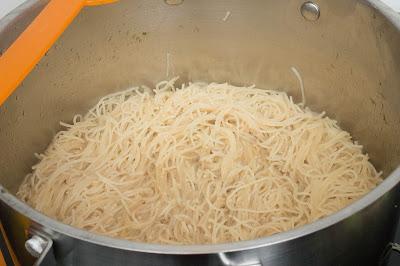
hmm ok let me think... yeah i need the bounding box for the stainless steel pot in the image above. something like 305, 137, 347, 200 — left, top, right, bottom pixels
1, 0, 400, 265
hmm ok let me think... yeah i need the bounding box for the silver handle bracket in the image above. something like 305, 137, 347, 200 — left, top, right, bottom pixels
25, 230, 56, 266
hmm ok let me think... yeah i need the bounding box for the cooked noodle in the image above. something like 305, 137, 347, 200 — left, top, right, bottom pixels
17, 79, 382, 244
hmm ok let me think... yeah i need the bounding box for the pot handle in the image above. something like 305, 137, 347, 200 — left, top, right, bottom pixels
0, 220, 20, 265
379, 242, 400, 266
25, 232, 56, 266
0, 0, 117, 107
218, 253, 262, 266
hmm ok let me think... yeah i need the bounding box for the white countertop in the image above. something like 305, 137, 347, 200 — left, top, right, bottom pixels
0, 0, 399, 21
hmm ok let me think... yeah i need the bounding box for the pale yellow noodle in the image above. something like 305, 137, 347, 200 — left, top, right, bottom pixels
17, 80, 382, 244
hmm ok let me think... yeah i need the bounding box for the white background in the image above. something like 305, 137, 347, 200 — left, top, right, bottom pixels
0, 0, 26, 19
0, 0, 400, 19
382, 0, 400, 11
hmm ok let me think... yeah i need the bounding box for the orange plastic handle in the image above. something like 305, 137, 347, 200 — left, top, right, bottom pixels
0, 0, 117, 106
0, 221, 20, 266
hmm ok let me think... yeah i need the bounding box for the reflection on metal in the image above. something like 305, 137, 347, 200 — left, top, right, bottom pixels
218, 253, 262, 266
300, 1, 320, 21
165, 0, 183, 5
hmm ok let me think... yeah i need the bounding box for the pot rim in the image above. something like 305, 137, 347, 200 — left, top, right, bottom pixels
0, 0, 400, 255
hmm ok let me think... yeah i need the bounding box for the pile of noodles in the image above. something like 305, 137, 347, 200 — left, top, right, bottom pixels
17, 78, 382, 244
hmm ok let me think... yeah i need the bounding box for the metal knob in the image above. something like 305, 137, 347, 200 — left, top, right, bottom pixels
300, 1, 320, 21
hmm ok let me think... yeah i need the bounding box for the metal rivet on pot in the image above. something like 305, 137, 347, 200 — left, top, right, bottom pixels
25, 235, 48, 258
165, 0, 183, 5
300, 1, 320, 21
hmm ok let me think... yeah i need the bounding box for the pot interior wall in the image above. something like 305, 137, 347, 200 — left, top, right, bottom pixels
1, 0, 400, 193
